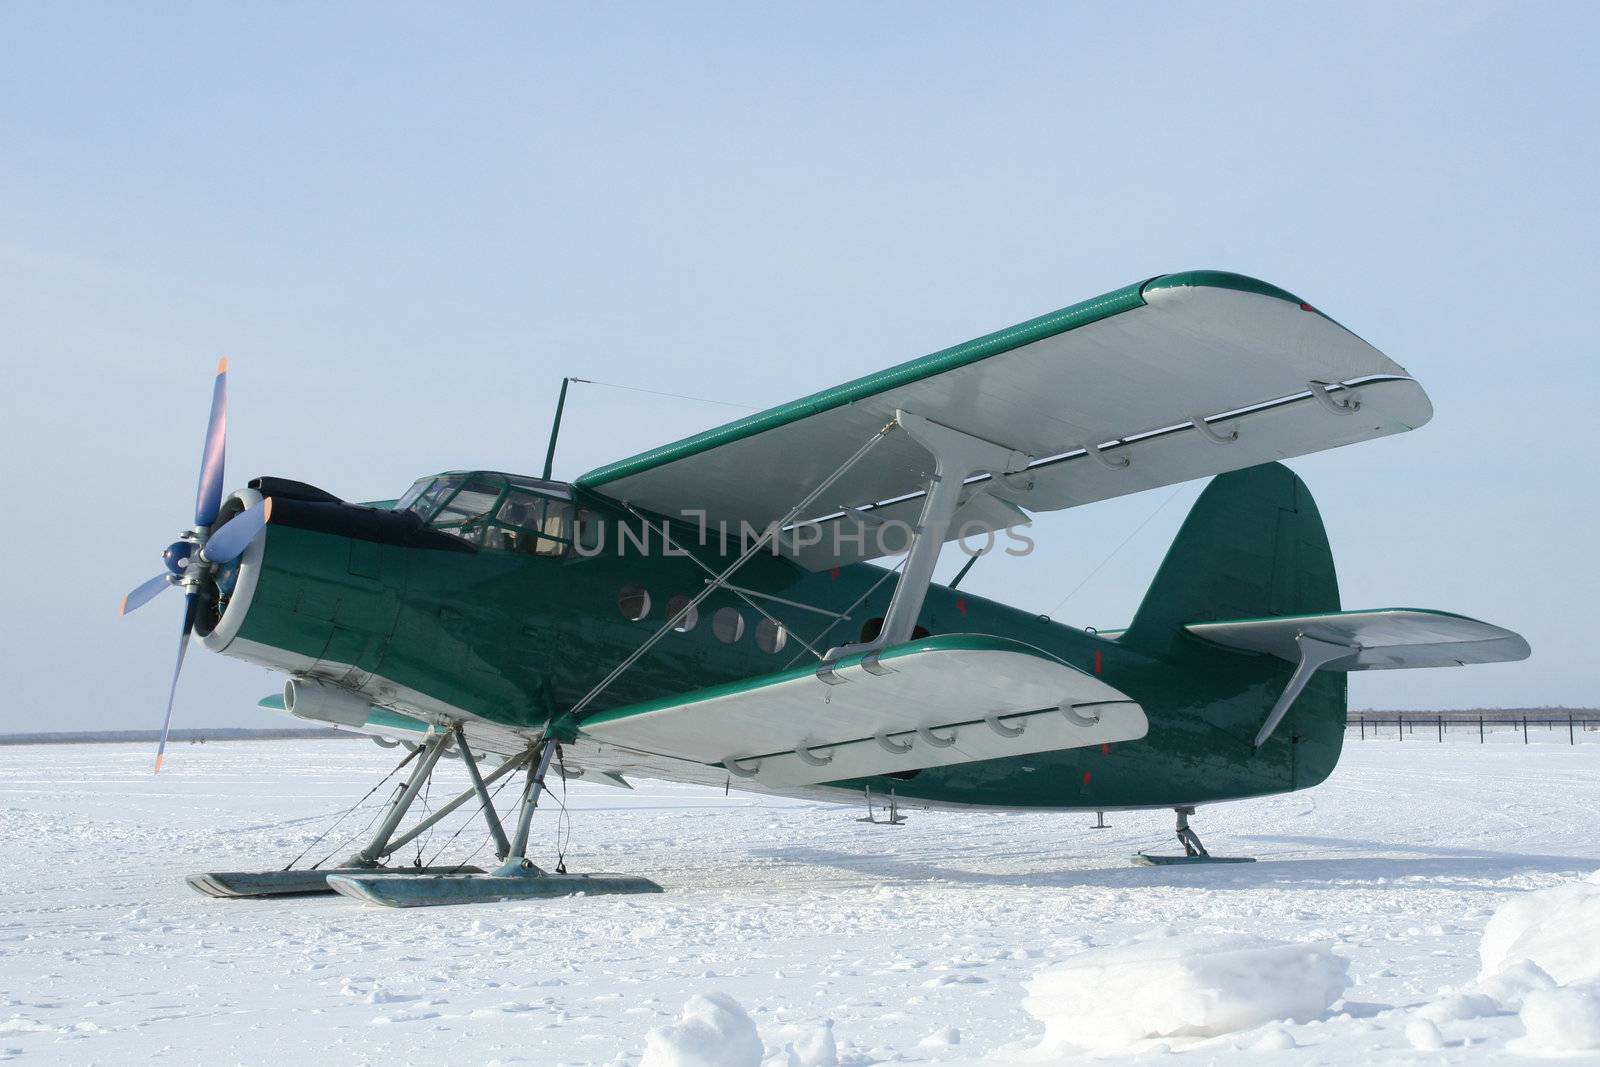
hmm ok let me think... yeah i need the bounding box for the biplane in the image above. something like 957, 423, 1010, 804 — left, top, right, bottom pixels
122, 270, 1529, 906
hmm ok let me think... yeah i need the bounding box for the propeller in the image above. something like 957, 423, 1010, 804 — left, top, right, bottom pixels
120, 359, 271, 773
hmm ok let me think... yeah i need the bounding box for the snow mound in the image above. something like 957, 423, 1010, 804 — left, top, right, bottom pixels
642, 993, 764, 1067
1479, 877, 1600, 985
1244, 1026, 1295, 1051
1417, 991, 1500, 1022
1021, 933, 1349, 1055
762, 1022, 836, 1067
1476, 960, 1557, 1011
1404, 1018, 1444, 1051
1514, 983, 1600, 1053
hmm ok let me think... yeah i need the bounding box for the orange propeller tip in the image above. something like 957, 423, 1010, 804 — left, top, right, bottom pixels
263, 497, 273, 522
118, 594, 129, 617
216, 356, 229, 375
153, 755, 164, 774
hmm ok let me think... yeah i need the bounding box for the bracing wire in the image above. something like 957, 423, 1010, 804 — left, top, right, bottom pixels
623, 502, 829, 663
283, 745, 419, 871
557, 422, 895, 727
411, 773, 434, 867
1046, 485, 1186, 617
429, 762, 521, 872
782, 555, 906, 671
310, 781, 400, 871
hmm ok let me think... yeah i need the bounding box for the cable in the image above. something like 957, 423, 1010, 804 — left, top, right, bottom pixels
558, 422, 896, 727
782, 555, 906, 671
310, 781, 398, 871
553, 746, 572, 875
1046, 486, 1185, 617
283, 745, 419, 871
577, 378, 757, 410
429, 763, 521, 872
411, 774, 434, 867
623, 502, 829, 663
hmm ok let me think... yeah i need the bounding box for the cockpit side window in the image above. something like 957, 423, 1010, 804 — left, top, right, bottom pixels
482, 491, 543, 554
535, 501, 574, 556
496, 490, 544, 529
475, 489, 573, 557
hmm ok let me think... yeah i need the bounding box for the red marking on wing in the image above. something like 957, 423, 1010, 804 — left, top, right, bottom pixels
955, 598, 967, 616
1100, 743, 1110, 756
829, 568, 840, 580
1299, 302, 1315, 313
1081, 771, 1092, 786
1093, 649, 1103, 675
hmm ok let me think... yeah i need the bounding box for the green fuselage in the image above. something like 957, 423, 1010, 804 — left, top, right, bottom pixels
206, 473, 1344, 812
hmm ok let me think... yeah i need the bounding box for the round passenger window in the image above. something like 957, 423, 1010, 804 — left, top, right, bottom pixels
713, 607, 745, 644
618, 585, 651, 622
755, 617, 787, 654
667, 595, 699, 633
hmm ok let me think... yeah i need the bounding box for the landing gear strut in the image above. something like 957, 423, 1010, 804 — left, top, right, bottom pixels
325, 738, 663, 907
1174, 806, 1208, 857
856, 785, 906, 826
188, 729, 665, 905
1132, 806, 1256, 866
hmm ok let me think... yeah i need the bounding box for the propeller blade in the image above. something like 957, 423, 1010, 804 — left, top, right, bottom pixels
120, 573, 174, 616
154, 594, 200, 774
194, 358, 228, 528
200, 498, 271, 565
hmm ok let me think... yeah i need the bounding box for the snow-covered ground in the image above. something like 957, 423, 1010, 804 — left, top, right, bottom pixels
1, 733, 1597, 1064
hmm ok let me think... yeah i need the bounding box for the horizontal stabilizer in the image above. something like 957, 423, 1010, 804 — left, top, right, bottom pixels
1186, 608, 1530, 671
577, 635, 1148, 788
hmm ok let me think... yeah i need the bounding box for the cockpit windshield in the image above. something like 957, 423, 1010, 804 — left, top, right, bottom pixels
397, 471, 578, 556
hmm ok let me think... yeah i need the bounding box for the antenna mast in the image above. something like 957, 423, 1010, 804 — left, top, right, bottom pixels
542, 377, 589, 480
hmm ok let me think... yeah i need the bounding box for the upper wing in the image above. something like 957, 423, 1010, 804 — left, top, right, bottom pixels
575, 271, 1432, 570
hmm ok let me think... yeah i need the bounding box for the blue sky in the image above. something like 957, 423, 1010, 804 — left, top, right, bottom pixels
3, 3, 1595, 731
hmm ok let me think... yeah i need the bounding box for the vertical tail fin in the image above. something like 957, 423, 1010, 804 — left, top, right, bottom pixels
1120, 463, 1340, 658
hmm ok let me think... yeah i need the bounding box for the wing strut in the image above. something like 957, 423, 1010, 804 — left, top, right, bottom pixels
1252, 634, 1356, 748
826, 410, 1032, 660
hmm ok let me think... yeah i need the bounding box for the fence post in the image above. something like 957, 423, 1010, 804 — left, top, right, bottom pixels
1359, 716, 1365, 740
1523, 715, 1528, 744
1398, 716, 1403, 741
1437, 714, 1443, 742
1479, 715, 1484, 744
1570, 714, 1576, 745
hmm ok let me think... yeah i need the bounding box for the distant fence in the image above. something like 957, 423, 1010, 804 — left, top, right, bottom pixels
1349, 711, 1600, 744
